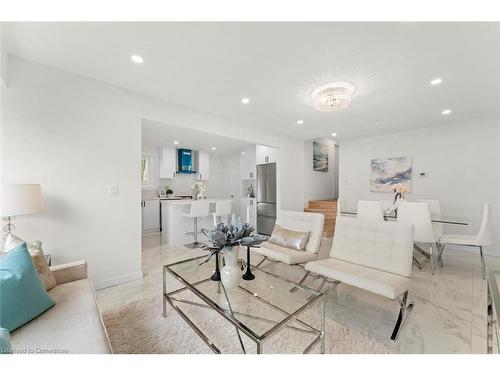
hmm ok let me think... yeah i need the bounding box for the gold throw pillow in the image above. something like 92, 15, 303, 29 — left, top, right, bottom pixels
29, 243, 57, 291
269, 224, 310, 251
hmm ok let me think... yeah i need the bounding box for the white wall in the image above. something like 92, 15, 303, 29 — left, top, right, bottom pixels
303, 138, 336, 206
1, 56, 305, 288
339, 117, 500, 255
0, 23, 7, 87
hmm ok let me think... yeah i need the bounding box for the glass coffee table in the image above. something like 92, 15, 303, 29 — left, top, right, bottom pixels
487, 268, 500, 354
163, 255, 325, 354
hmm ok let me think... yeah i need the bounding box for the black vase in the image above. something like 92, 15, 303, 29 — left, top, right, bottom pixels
211, 253, 221, 281
242, 246, 255, 280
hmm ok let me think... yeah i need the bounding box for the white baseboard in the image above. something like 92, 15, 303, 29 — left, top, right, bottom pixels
92, 271, 143, 290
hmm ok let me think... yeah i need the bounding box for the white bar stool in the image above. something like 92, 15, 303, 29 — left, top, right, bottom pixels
183, 200, 210, 248
212, 200, 232, 227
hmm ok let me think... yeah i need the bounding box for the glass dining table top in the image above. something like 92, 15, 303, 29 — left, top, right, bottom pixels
339, 209, 468, 225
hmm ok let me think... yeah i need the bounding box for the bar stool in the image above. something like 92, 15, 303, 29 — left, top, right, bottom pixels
212, 200, 232, 227
183, 200, 210, 248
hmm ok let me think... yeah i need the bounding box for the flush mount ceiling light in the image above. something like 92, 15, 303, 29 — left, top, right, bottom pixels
310, 81, 356, 112
430, 78, 443, 86
331, 132, 337, 137
131, 55, 144, 64
173, 141, 179, 145
211, 147, 217, 151
241, 97, 250, 104
441, 109, 452, 115
297, 120, 304, 125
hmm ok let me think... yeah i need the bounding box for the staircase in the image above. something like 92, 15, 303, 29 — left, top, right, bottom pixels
304, 199, 337, 238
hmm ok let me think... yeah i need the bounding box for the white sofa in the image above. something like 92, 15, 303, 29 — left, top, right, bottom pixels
11, 261, 112, 354
305, 216, 414, 339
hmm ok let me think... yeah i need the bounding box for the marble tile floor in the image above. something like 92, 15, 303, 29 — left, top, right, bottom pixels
96, 233, 500, 354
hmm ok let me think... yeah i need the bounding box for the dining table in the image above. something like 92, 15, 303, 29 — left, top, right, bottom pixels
339, 209, 469, 226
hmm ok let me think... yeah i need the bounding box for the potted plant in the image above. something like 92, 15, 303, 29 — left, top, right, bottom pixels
165, 185, 173, 197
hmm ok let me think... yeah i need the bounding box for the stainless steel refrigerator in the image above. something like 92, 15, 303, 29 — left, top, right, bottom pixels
256, 162, 277, 235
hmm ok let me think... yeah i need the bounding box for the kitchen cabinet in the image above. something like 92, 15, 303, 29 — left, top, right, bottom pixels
142, 200, 160, 233
256, 144, 278, 165
240, 146, 257, 180
160, 147, 177, 179
240, 197, 257, 227
198, 151, 210, 180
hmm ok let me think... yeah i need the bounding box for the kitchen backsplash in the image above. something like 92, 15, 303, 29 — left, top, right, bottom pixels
142, 173, 205, 198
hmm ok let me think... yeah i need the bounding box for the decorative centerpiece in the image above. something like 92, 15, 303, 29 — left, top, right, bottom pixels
201, 217, 260, 288
393, 183, 407, 216
191, 181, 206, 200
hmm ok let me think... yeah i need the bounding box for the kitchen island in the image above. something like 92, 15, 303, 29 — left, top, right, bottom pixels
161, 198, 234, 246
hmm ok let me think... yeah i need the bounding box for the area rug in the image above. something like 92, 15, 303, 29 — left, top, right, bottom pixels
102, 293, 395, 354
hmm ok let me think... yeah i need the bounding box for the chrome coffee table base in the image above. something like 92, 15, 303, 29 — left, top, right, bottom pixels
163, 256, 325, 354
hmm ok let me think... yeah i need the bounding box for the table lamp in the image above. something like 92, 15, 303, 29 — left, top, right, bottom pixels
0, 184, 44, 253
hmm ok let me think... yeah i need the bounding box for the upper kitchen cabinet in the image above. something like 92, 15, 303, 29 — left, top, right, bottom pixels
159, 147, 177, 179
198, 151, 210, 180
256, 144, 278, 165
240, 146, 257, 180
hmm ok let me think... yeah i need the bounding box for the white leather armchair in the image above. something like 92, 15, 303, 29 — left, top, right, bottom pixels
305, 216, 415, 340
253, 210, 324, 284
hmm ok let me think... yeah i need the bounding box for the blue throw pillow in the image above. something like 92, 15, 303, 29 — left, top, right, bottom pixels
0, 242, 55, 332
0, 328, 12, 354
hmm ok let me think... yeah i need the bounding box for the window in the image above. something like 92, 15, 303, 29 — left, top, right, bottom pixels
141, 156, 150, 186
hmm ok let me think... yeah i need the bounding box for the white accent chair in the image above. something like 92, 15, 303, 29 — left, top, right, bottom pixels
253, 210, 324, 285
397, 201, 440, 274
305, 216, 414, 340
212, 200, 232, 227
439, 203, 492, 279
357, 200, 384, 221
182, 200, 210, 248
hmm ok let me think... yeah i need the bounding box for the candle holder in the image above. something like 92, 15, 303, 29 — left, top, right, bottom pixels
242, 246, 255, 280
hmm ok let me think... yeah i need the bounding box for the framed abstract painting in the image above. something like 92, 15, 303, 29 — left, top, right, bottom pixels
313, 141, 328, 172
370, 156, 412, 192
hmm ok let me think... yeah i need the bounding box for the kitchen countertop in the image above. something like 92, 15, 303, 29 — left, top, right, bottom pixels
142, 197, 189, 201
162, 198, 234, 206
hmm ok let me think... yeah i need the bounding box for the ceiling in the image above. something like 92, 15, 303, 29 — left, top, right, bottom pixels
4, 22, 500, 140
142, 119, 255, 156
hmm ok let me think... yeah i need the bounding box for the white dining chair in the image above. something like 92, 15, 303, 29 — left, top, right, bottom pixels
417, 199, 443, 240
357, 200, 384, 221
212, 200, 232, 227
439, 203, 492, 279
397, 201, 440, 274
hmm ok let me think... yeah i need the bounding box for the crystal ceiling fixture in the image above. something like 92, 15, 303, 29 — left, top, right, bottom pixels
310, 81, 356, 112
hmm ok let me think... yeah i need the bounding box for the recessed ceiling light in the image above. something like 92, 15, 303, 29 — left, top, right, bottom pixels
331, 132, 337, 137
441, 109, 452, 115
241, 151, 246, 155
241, 97, 250, 104
211, 147, 217, 151
297, 120, 304, 125
173, 141, 179, 145
430, 78, 443, 86
131, 55, 144, 64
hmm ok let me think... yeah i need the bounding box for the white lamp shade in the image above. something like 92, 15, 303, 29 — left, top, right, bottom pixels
0, 184, 44, 217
